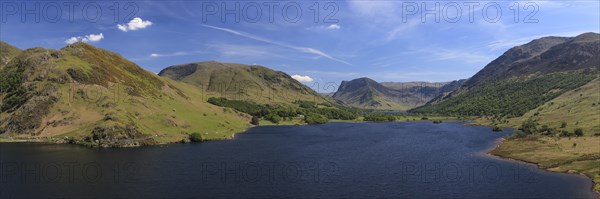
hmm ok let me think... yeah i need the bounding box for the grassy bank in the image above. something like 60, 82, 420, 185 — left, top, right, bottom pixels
491, 136, 600, 194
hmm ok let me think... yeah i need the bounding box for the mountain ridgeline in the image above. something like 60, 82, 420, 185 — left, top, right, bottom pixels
412, 32, 600, 117
332, 77, 465, 110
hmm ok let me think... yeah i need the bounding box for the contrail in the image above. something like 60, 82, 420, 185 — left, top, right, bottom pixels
201, 24, 352, 66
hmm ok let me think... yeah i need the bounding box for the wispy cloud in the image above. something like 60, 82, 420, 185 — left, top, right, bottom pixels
405, 47, 494, 65
288, 70, 360, 78
428, 49, 493, 64
206, 44, 278, 58
201, 24, 352, 65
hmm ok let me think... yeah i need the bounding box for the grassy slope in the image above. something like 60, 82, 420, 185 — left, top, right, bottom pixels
0, 43, 251, 145
507, 77, 600, 134
159, 61, 328, 106
40, 79, 251, 143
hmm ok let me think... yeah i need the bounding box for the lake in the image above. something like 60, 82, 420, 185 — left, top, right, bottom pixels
0, 122, 596, 198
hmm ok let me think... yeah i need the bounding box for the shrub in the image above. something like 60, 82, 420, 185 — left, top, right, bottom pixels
513, 130, 526, 138
250, 116, 260, 125
492, 126, 503, 132
364, 114, 396, 122
574, 128, 584, 137
560, 121, 567, 128
304, 113, 328, 124
432, 119, 442, 124
520, 119, 538, 134
266, 114, 281, 124
294, 100, 317, 109
421, 117, 429, 120
189, 132, 203, 142
207, 97, 269, 117
560, 130, 572, 137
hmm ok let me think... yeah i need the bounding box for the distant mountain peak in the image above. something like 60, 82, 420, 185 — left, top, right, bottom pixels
333, 77, 465, 110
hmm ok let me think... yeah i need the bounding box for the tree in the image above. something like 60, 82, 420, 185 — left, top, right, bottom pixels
574, 128, 584, 137
189, 132, 203, 142
268, 114, 281, 124
250, 116, 260, 125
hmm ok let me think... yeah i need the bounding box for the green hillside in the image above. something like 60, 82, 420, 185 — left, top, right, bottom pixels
159, 61, 327, 105
0, 42, 251, 147
412, 32, 600, 117
507, 77, 600, 134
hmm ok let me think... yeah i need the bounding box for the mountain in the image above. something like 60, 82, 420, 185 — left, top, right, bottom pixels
0, 41, 22, 68
332, 78, 465, 110
158, 61, 327, 105
0, 42, 251, 147
412, 32, 600, 117
463, 33, 598, 88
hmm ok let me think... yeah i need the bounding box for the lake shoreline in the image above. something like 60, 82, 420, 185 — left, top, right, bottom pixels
487, 137, 600, 198
0, 119, 462, 146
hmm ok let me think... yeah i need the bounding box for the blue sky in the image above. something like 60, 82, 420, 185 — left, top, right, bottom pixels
1, 1, 598, 92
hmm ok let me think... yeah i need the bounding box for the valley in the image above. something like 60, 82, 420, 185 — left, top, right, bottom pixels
1, 32, 599, 194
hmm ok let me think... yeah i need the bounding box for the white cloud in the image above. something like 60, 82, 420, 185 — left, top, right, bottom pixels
65, 33, 104, 44
201, 24, 352, 65
148, 50, 205, 58
327, 24, 341, 30
291, 75, 314, 83
117, 17, 153, 32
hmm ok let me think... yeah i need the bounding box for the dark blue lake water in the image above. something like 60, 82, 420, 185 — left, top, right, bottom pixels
0, 122, 596, 198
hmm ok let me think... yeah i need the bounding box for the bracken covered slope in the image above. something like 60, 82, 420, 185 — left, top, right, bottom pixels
0, 42, 251, 147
